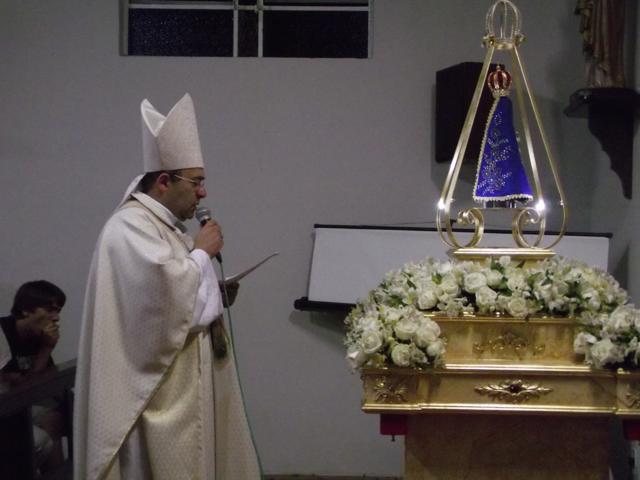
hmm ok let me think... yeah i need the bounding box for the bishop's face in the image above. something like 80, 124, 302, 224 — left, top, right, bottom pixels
164, 167, 207, 221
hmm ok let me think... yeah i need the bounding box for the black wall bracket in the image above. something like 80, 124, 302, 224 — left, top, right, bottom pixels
564, 87, 640, 199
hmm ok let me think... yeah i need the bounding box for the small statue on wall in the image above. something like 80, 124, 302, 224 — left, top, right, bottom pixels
575, 0, 626, 87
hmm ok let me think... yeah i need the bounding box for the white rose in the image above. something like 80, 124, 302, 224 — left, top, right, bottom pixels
486, 269, 503, 288
346, 345, 367, 369
361, 329, 384, 355
475, 286, 498, 309
506, 296, 528, 318
580, 286, 598, 299
417, 287, 438, 310
580, 312, 608, 327
579, 286, 601, 311
573, 331, 597, 355
496, 294, 510, 312
357, 314, 380, 332
437, 261, 453, 275
440, 275, 460, 296
464, 272, 487, 293
439, 297, 465, 317
609, 306, 634, 333
381, 306, 402, 323
565, 267, 584, 282
389, 285, 408, 299
414, 319, 441, 348
534, 281, 552, 303
499, 256, 512, 268
426, 339, 445, 358
590, 338, 625, 368
586, 295, 602, 311
410, 346, 428, 365
391, 344, 412, 367
625, 337, 640, 365
506, 271, 527, 291
548, 297, 568, 312
551, 281, 569, 297
603, 282, 628, 305
394, 317, 418, 341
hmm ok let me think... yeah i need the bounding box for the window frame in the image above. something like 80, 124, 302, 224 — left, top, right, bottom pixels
120, 0, 373, 58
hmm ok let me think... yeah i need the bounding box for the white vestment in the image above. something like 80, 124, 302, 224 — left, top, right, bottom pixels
73, 194, 261, 480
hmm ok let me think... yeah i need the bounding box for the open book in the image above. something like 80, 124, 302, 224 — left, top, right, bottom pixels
224, 252, 279, 283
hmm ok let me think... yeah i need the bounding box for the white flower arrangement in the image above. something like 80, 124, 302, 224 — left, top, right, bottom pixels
345, 255, 635, 370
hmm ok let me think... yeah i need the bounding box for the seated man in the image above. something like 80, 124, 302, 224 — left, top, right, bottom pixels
0, 280, 67, 473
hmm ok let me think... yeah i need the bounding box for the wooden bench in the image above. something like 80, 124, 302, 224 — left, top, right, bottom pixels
0, 359, 76, 480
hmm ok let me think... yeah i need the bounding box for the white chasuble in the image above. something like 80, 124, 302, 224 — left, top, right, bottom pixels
74, 197, 261, 480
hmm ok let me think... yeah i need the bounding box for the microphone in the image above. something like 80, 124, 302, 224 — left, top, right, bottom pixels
195, 206, 222, 263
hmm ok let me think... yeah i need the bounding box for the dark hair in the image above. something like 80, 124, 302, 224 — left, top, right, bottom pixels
138, 169, 182, 194
11, 280, 66, 318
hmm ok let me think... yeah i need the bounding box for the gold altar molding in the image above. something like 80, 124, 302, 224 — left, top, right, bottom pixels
361, 315, 640, 417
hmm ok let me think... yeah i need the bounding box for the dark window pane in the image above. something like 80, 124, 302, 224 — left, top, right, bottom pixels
264, 1, 367, 5
128, 9, 233, 56
238, 11, 259, 57
238, 0, 257, 5
263, 11, 368, 58
131, 0, 232, 3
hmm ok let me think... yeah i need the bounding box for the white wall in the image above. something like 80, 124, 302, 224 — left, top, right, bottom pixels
587, 0, 638, 295
629, 0, 640, 304
0, 0, 626, 476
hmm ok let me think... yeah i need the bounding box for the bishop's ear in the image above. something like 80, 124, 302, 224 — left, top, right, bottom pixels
156, 172, 173, 191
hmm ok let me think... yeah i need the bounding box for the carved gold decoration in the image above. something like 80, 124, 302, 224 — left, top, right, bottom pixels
360, 366, 625, 415
474, 379, 552, 403
360, 318, 640, 417
373, 376, 408, 403
437, 315, 570, 365
625, 383, 640, 409
473, 331, 546, 359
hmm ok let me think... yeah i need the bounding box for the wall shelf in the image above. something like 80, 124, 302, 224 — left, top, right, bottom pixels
564, 87, 640, 199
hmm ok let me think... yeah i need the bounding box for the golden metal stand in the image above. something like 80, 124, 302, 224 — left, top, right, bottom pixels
435, 0, 568, 256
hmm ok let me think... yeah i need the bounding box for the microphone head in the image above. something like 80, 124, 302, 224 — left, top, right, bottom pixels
195, 206, 211, 225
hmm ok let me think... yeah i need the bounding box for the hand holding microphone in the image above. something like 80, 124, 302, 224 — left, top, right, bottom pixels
195, 206, 223, 263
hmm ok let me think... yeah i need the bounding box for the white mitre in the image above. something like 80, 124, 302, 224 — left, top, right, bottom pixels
121, 93, 205, 204
141, 93, 204, 172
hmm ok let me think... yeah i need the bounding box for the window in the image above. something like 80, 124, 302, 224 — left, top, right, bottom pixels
121, 0, 372, 58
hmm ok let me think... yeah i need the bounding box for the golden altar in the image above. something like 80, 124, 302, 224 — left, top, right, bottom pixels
360, 315, 640, 479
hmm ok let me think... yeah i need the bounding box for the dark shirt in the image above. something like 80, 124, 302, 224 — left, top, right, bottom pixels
0, 315, 54, 373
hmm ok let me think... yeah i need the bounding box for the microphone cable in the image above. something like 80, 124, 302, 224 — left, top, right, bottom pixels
214, 259, 265, 476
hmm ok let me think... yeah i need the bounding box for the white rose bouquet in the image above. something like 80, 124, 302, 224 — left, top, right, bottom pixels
345, 255, 636, 370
